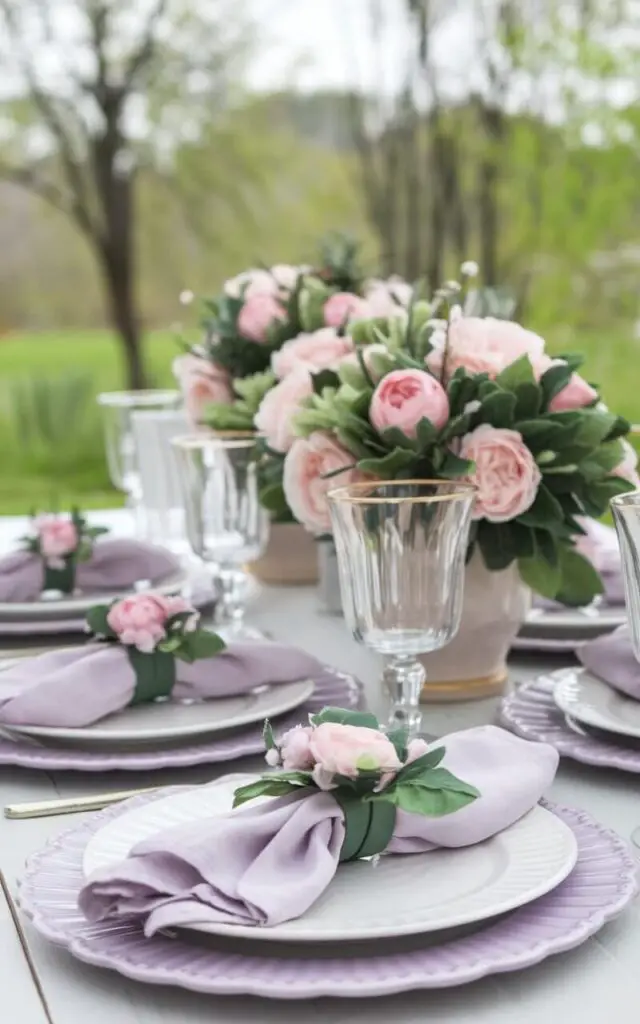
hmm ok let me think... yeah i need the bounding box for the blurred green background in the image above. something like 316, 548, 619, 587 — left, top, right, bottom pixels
1, 1, 640, 513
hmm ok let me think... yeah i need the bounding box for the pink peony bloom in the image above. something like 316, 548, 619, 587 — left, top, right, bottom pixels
548, 372, 598, 412
237, 293, 286, 343
612, 439, 640, 488
364, 277, 412, 316
369, 368, 450, 438
283, 432, 361, 534
106, 593, 194, 654
173, 354, 232, 429
224, 268, 278, 299
459, 424, 541, 523
323, 292, 369, 328
254, 368, 313, 453
309, 722, 402, 780
280, 725, 315, 770
272, 328, 354, 379
36, 517, 78, 565
427, 317, 546, 381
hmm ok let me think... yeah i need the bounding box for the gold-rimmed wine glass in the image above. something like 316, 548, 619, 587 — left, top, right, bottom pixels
329, 479, 476, 738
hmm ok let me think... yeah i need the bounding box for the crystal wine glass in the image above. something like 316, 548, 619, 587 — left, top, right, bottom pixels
171, 432, 270, 639
97, 390, 181, 536
329, 479, 476, 738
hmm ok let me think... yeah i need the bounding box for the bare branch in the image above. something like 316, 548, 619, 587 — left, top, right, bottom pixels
0, 161, 69, 215
123, 0, 169, 90
0, 0, 99, 240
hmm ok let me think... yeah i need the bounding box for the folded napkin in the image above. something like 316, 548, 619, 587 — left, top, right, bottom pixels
79, 725, 559, 934
536, 519, 623, 610
0, 641, 325, 728
578, 626, 639, 700
0, 538, 180, 603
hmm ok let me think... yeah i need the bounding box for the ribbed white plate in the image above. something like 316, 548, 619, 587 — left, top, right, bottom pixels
1, 680, 314, 750
521, 604, 626, 641
0, 570, 188, 622
83, 775, 578, 942
554, 668, 640, 740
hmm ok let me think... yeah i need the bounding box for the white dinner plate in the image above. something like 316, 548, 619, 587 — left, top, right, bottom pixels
83, 775, 578, 942
0, 570, 189, 622
1, 679, 314, 750
519, 603, 626, 642
554, 667, 640, 740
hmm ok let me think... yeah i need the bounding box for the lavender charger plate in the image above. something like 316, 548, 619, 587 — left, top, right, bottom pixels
19, 791, 637, 999
501, 674, 640, 773
0, 666, 361, 772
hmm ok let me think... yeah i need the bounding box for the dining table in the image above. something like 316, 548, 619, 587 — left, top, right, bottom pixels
0, 510, 638, 1024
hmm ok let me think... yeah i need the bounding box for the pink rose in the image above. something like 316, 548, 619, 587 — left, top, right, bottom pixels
106, 592, 193, 654
612, 439, 640, 488
369, 368, 449, 438
309, 722, 402, 780
364, 277, 412, 315
280, 725, 315, 770
323, 292, 369, 328
254, 368, 312, 453
283, 432, 361, 534
36, 517, 78, 564
237, 293, 286, 343
272, 328, 354, 379
548, 372, 598, 412
173, 354, 232, 429
460, 424, 541, 522
224, 268, 278, 299
427, 317, 546, 381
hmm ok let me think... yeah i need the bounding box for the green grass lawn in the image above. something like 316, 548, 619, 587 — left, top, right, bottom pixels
0, 324, 638, 515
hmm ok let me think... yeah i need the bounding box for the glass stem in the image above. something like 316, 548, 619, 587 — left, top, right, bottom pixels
215, 568, 246, 633
383, 655, 425, 738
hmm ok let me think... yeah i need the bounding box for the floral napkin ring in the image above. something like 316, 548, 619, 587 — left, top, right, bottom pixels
85, 592, 225, 705
233, 708, 479, 862
21, 510, 109, 595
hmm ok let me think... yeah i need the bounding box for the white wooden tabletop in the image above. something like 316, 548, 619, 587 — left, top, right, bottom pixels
0, 512, 639, 1024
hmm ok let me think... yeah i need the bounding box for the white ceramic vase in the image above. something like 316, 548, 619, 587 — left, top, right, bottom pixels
318, 541, 531, 700
249, 523, 318, 585
419, 552, 531, 702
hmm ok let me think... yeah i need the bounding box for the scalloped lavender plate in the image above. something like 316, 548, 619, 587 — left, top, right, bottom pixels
18, 791, 637, 999
501, 673, 640, 773
0, 666, 361, 771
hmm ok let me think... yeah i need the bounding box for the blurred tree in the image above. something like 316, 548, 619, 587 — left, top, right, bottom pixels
0, 0, 251, 386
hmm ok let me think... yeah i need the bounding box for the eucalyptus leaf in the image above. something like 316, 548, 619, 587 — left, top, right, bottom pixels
310, 707, 380, 730
85, 605, 112, 638
518, 554, 561, 599
495, 354, 536, 390
232, 779, 307, 809
480, 390, 517, 428
358, 448, 417, 477
383, 782, 478, 817
555, 546, 605, 607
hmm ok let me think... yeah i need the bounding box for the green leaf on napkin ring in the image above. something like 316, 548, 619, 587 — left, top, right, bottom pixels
232, 709, 480, 861
84, 592, 226, 706
20, 507, 110, 594
334, 790, 396, 862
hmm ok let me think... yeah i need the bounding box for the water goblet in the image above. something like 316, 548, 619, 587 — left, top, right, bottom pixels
611, 489, 640, 851
328, 479, 476, 738
97, 390, 181, 536
171, 432, 270, 639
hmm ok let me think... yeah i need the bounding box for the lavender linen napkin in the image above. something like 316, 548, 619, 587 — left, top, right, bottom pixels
0, 539, 180, 603
0, 642, 325, 728
578, 626, 640, 699
79, 726, 559, 934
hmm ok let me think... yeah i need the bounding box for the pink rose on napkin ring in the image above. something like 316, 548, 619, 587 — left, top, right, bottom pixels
20, 508, 109, 595
86, 592, 226, 706
233, 707, 479, 862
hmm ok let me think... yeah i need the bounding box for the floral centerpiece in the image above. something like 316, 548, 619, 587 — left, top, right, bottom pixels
21, 510, 109, 595
173, 236, 412, 523
265, 263, 638, 694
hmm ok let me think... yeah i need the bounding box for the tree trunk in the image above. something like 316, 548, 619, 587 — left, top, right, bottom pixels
103, 253, 146, 390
